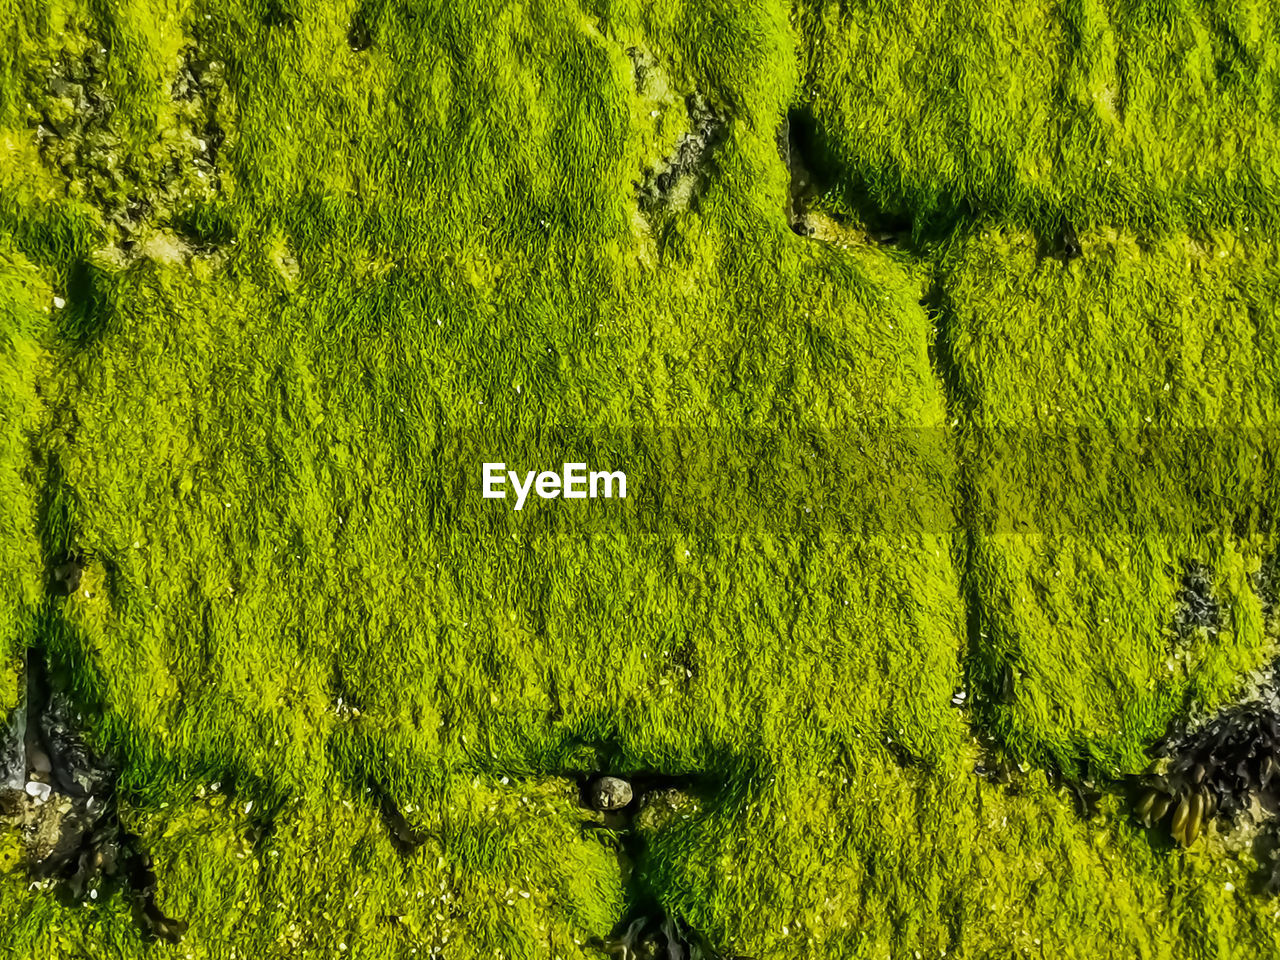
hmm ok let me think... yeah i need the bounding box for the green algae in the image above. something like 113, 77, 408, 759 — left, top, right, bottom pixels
0, 1, 1278, 959
945, 226, 1280, 771
798, 0, 1280, 234
0, 245, 46, 664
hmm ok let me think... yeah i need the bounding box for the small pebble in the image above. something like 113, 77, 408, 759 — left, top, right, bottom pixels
28, 748, 52, 775
589, 776, 633, 811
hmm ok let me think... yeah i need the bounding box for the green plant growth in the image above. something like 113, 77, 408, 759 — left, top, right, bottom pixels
0, 1, 1278, 959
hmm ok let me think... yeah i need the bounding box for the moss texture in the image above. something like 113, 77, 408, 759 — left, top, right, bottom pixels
0, 1, 1278, 958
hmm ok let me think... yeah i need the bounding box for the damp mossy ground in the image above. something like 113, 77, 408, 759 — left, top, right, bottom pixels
797, 0, 1280, 234
1, 2, 1280, 959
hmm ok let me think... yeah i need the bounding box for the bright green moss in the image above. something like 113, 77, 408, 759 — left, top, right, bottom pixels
799, 0, 1280, 232
0, 245, 46, 662
946, 227, 1280, 769
0, 2, 1279, 959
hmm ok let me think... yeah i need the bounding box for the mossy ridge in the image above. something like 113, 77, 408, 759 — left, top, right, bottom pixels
0, 245, 48, 675
945, 226, 1280, 772
796, 0, 1280, 236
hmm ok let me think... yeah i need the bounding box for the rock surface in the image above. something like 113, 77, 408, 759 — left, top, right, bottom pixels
588, 775, 634, 812
0, 651, 186, 941
637, 94, 725, 211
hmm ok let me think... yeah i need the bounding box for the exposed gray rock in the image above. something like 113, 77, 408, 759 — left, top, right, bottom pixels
50, 556, 83, 596
0, 662, 26, 792
28, 40, 230, 247
0, 650, 186, 941
637, 94, 725, 211
588, 775, 633, 811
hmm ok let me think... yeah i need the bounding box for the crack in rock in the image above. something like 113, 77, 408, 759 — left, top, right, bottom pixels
0, 649, 186, 941
636, 94, 726, 212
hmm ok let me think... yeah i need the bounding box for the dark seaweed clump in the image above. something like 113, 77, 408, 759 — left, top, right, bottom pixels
593, 910, 751, 960
1134, 694, 1280, 849
1173, 564, 1221, 639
